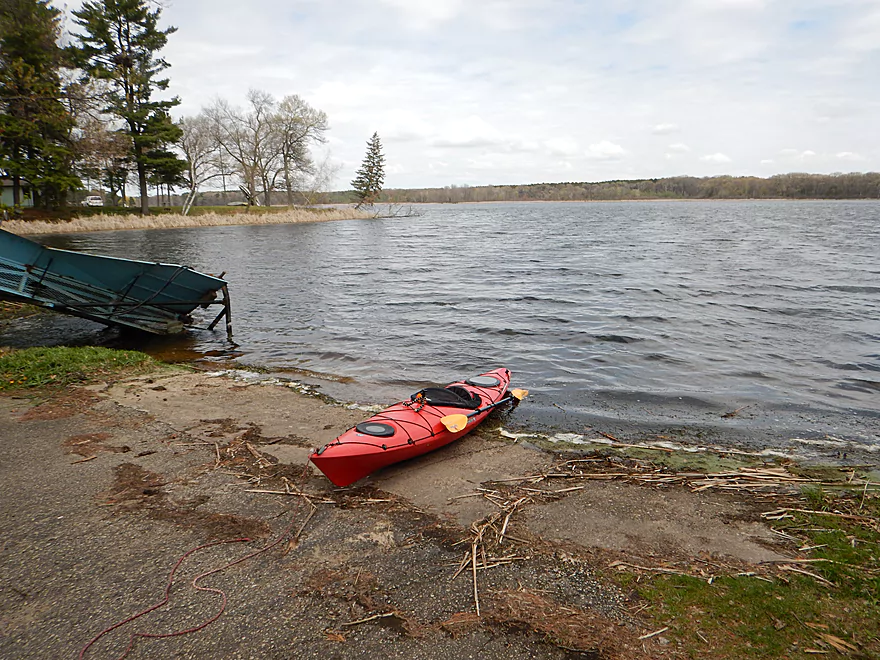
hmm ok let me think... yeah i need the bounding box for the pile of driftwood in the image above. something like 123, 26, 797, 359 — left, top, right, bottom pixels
447, 456, 879, 613
448, 493, 533, 616
475, 457, 878, 498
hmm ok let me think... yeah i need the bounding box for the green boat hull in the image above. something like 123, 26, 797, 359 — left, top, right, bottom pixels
0, 228, 230, 335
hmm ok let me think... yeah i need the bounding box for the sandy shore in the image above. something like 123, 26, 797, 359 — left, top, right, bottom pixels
2, 207, 373, 236
2, 368, 834, 659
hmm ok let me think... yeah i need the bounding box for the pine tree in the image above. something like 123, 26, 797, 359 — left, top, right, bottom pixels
68, 0, 186, 215
143, 108, 186, 197
351, 132, 385, 207
0, 0, 79, 208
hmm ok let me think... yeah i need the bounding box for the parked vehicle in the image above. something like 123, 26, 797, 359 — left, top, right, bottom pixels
83, 195, 104, 207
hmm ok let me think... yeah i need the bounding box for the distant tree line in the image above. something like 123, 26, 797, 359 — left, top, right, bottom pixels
322, 172, 880, 205
0, 0, 332, 214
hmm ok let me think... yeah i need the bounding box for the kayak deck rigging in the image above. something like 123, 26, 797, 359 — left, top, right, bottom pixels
310, 369, 522, 487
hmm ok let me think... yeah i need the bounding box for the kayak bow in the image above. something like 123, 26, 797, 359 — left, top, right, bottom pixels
310, 368, 523, 487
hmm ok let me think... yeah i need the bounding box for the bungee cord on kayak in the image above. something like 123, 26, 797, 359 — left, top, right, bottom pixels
310, 369, 526, 487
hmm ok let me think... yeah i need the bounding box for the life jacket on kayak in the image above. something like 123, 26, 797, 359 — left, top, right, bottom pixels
410, 386, 482, 409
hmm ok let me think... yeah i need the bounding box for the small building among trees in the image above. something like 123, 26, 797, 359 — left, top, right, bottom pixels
1, 179, 33, 208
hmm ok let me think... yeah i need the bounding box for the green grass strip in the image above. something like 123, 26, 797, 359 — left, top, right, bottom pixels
633, 496, 880, 658
0, 346, 156, 392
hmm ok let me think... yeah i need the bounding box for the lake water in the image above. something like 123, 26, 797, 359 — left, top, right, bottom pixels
9, 200, 880, 453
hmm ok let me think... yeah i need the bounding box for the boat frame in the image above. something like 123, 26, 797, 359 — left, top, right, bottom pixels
0, 227, 232, 337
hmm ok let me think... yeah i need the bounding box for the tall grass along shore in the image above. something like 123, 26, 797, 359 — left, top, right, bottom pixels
2, 207, 373, 236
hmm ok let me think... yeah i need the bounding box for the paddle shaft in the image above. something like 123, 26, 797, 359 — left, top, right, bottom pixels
440, 388, 527, 432
461, 392, 517, 420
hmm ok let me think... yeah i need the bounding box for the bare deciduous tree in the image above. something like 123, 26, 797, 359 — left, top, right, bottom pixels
202, 89, 331, 207
204, 91, 277, 206
178, 113, 219, 215
273, 94, 329, 205
293, 152, 340, 206
72, 117, 131, 203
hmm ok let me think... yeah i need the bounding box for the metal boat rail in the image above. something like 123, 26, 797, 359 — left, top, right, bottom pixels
0, 228, 231, 336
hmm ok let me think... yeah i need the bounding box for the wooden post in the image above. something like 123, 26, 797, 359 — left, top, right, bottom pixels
208, 285, 232, 338
222, 285, 232, 338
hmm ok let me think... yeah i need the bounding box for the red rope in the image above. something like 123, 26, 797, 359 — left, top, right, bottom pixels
80, 466, 311, 659
77, 537, 249, 659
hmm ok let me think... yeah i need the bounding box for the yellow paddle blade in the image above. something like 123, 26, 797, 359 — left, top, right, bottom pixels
511, 388, 529, 400
441, 414, 469, 433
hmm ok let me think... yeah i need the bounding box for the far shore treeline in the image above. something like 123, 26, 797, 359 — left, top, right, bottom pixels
145, 171, 880, 208
320, 172, 880, 204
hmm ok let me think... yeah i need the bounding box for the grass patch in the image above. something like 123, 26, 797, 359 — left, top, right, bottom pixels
0, 346, 157, 392
630, 489, 880, 658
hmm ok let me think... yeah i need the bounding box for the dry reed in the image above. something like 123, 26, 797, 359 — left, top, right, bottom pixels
3, 207, 372, 236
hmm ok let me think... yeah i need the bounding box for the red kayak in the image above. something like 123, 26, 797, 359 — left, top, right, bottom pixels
310, 368, 525, 487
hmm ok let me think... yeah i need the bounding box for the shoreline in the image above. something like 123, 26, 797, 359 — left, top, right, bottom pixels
382, 197, 877, 204
1, 363, 878, 658
1, 207, 373, 236
2, 304, 877, 468
5, 198, 874, 237
201, 365, 880, 470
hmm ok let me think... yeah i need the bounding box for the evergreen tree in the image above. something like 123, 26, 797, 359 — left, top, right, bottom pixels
142, 108, 186, 200
68, 0, 186, 215
0, 0, 79, 208
351, 132, 385, 207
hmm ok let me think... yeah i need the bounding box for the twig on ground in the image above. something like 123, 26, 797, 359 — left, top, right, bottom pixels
340, 612, 397, 627
245, 442, 271, 467
778, 564, 836, 587
471, 542, 481, 616
639, 626, 669, 640
243, 489, 334, 504
763, 508, 873, 523
609, 561, 700, 579
721, 404, 752, 418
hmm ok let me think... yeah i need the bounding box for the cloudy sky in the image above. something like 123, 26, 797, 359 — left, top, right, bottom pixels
58, 0, 880, 190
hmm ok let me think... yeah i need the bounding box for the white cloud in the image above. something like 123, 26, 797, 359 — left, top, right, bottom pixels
430, 115, 508, 148
652, 123, 680, 135
544, 138, 580, 157
586, 141, 626, 160
838, 4, 880, 54
52, 0, 880, 188
377, 0, 465, 27
779, 149, 817, 162
374, 109, 434, 142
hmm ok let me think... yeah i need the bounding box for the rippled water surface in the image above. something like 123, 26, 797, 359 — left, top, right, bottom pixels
14, 201, 880, 448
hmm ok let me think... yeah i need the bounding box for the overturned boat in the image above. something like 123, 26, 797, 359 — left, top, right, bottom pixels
0, 227, 231, 336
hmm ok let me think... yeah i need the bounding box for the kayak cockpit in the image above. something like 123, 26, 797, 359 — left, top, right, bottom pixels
410, 386, 482, 409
